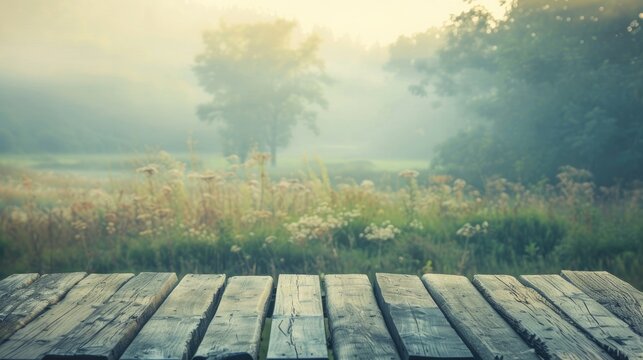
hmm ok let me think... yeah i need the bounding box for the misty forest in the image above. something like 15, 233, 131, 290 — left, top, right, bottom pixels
0, 0, 642, 289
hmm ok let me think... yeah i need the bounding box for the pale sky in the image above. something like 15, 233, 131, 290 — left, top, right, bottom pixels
198, 0, 508, 46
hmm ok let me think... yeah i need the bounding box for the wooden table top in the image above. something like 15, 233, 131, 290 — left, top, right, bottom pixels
0, 271, 641, 360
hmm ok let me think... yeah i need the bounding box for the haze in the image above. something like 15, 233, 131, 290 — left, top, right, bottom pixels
0, 0, 505, 159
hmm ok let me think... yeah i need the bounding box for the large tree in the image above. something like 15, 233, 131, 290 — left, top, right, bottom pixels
389, 0, 643, 184
194, 20, 328, 165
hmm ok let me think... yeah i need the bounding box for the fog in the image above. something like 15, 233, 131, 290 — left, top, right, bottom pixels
1, 0, 641, 184
1, 0, 642, 291
0, 0, 471, 158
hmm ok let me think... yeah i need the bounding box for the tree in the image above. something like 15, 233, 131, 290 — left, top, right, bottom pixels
389, 0, 643, 184
193, 20, 328, 165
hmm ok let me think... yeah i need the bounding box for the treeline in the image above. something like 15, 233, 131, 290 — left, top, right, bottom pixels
388, 0, 643, 185
0, 79, 218, 153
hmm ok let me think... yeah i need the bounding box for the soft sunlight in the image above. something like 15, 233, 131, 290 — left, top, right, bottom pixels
0, 3, 642, 356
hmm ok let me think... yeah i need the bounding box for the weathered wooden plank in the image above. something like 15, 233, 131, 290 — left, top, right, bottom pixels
0, 274, 39, 301
43, 272, 177, 360
193, 276, 273, 360
473, 274, 611, 359
267, 274, 327, 360
562, 270, 643, 336
374, 273, 472, 360
121, 274, 227, 360
0, 273, 134, 360
0, 272, 86, 342
421, 274, 539, 360
324, 274, 399, 360
522, 274, 643, 360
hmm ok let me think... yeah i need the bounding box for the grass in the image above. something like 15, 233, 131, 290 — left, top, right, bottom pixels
0, 152, 427, 174
0, 152, 641, 289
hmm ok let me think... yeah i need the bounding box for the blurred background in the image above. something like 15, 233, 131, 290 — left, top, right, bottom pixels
0, 0, 641, 287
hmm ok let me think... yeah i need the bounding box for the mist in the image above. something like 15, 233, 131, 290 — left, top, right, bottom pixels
0, 0, 465, 160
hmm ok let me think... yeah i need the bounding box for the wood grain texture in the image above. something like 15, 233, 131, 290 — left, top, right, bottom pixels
324, 274, 400, 360
522, 274, 643, 360
0, 272, 86, 342
374, 273, 472, 360
421, 274, 539, 360
267, 274, 327, 360
121, 274, 227, 360
43, 272, 177, 360
193, 276, 273, 360
0, 273, 134, 360
473, 274, 611, 360
562, 270, 643, 336
0, 274, 39, 301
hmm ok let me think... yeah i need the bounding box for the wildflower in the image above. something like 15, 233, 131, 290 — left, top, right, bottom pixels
360, 180, 375, 191
251, 152, 271, 163
139, 229, 154, 236
168, 169, 183, 178
456, 221, 489, 238
199, 171, 218, 182
230, 244, 242, 253
136, 165, 158, 176
156, 208, 172, 217
136, 214, 151, 221
454, 179, 466, 190
265, 236, 276, 245
72, 220, 88, 231
409, 219, 424, 230
399, 169, 419, 179
277, 180, 290, 191
361, 221, 401, 241
106, 222, 116, 235
22, 176, 33, 190
285, 205, 359, 243
429, 175, 452, 184
10, 209, 28, 224
255, 210, 272, 219
226, 154, 240, 164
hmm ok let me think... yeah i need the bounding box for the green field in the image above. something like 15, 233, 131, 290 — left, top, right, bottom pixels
0, 152, 428, 181
0, 151, 641, 289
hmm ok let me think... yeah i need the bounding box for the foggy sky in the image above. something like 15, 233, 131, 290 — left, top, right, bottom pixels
0, 0, 489, 157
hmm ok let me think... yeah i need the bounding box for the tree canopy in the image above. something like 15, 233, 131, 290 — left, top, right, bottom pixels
389, 0, 643, 185
193, 20, 328, 164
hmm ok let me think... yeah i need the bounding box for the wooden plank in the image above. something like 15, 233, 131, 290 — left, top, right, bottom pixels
522, 274, 643, 360
0, 273, 134, 360
324, 274, 399, 360
421, 274, 539, 360
43, 272, 177, 360
0, 272, 86, 342
121, 274, 227, 360
374, 273, 472, 360
267, 274, 327, 360
193, 276, 273, 360
0, 274, 39, 300
562, 270, 643, 336
473, 274, 612, 359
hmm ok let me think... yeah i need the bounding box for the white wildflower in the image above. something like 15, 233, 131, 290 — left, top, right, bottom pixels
361, 221, 401, 242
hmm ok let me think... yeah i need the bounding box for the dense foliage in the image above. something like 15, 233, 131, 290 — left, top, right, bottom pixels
389, 0, 643, 185
1, 152, 641, 288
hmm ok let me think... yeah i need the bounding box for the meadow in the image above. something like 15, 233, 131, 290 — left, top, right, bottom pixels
0, 151, 641, 288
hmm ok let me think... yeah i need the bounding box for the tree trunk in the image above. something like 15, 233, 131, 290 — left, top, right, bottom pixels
270, 144, 277, 167
270, 117, 278, 167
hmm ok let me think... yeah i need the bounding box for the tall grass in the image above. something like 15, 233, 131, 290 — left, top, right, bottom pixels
0, 153, 641, 288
